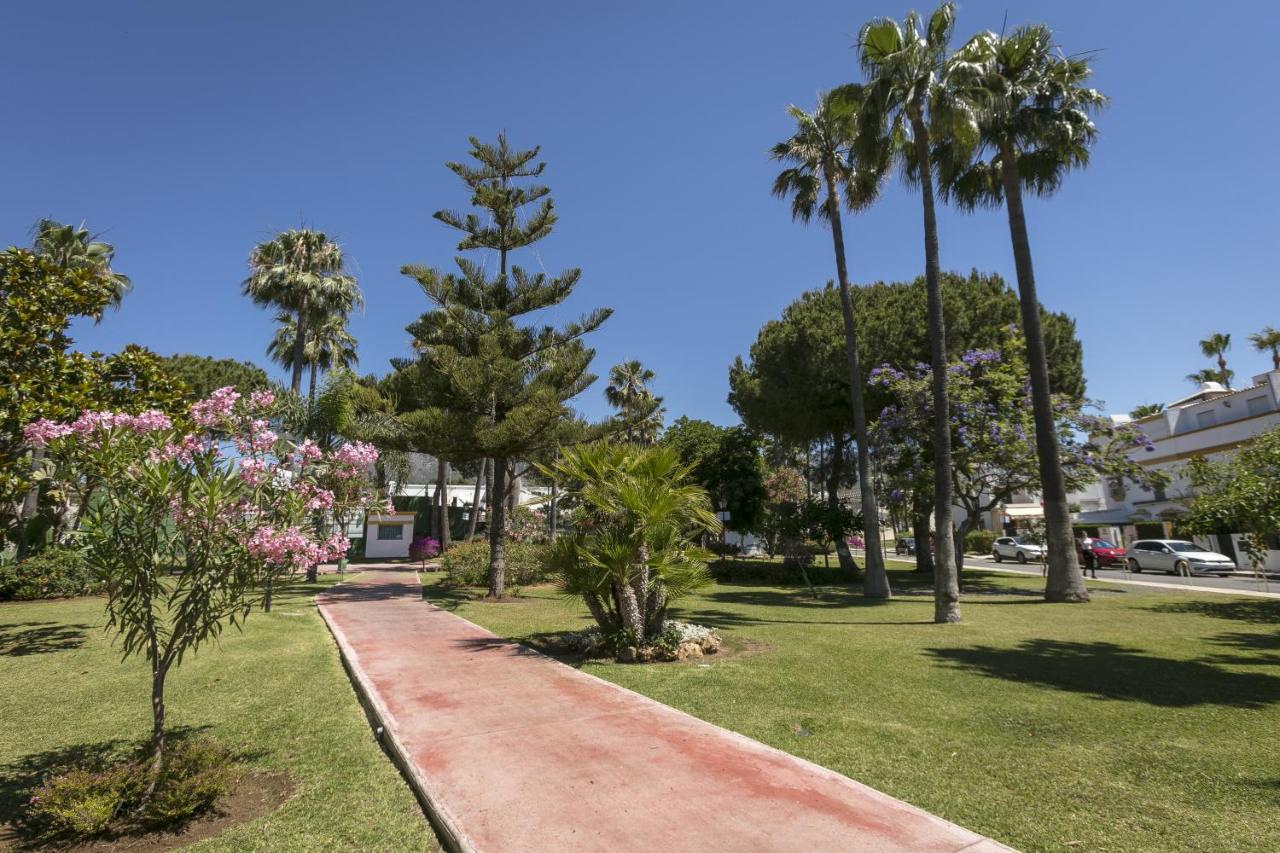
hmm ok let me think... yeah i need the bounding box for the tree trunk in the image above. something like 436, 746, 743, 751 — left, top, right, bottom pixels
466, 459, 486, 541
827, 436, 861, 576
913, 510, 935, 575
263, 575, 274, 612
487, 456, 508, 599
290, 303, 308, 395
308, 360, 318, 402
823, 165, 890, 599
143, 654, 169, 802
999, 151, 1087, 604
912, 115, 960, 623
15, 448, 45, 560
437, 460, 451, 552
549, 478, 559, 542
506, 461, 520, 514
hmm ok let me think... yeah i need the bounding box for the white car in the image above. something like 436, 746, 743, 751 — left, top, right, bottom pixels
992, 536, 1046, 564
1125, 540, 1236, 575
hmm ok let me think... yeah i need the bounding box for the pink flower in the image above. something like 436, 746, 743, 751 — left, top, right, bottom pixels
295, 439, 323, 464
129, 410, 172, 433
23, 419, 73, 446
190, 387, 241, 428
334, 441, 379, 467
304, 486, 336, 511
249, 389, 275, 409
238, 457, 274, 486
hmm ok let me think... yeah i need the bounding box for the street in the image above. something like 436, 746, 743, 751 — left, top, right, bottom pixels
958, 554, 1279, 597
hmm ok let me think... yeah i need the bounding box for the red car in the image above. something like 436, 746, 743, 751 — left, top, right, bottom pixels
1080, 539, 1126, 567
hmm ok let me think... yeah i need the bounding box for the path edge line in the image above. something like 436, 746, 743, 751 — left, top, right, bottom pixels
317, 573, 478, 853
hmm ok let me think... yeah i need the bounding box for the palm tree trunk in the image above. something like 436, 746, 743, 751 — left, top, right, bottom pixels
308, 360, 318, 402
466, 459, 486, 541
999, 151, 1087, 604
912, 116, 960, 623
290, 304, 308, 394
827, 435, 860, 576
823, 167, 890, 599
487, 456, 508, 599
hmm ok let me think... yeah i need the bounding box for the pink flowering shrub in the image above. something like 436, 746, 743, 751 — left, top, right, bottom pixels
23, 387, 386, 765
409, 536, 441, 565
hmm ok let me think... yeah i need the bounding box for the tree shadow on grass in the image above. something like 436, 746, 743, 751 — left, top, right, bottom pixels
674, 605, 933, 629
0, 621, 92, 657
926, 639, 1280, 708
1147, 599, 1280, 624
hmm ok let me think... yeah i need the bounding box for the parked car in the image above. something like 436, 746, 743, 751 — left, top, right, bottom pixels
1079, 538, 1126, 567
895, 537, 916, 556
1125, 540, 1236, 575
992, 536, 1045, 564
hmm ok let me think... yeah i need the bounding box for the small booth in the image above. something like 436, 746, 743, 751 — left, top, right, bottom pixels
364, 511, 417, 559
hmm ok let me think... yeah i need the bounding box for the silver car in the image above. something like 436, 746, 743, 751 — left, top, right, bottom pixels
1125, 540, 1236, 575
992, 536, 1046, 564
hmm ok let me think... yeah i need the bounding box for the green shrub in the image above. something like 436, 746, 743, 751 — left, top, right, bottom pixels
707, 557, 855, 584
0, 547, 102, 601
441, 540, 549, 587
25, 738, 234, 839
964, 530, 998, 555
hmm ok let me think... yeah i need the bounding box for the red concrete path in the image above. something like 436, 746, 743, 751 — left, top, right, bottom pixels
318, 566, 1012, 853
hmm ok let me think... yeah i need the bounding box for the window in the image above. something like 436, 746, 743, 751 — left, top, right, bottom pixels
1247, 395, 1270, 416
376, 524, 404, 541
1133, 541, 1153, 552
1196, 411, 1217, 429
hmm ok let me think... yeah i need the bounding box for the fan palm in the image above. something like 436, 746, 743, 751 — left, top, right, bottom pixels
854, 2, 978, 622
604, 360, 664, 444
268, 312, 359, 401
1251, 327, 1280, 371
31, 219, 131, 321
1186, 367, 1232, 388
539, 442, 719, 648
242, 229, 360, 394
1198, 333, 1232, 389
937, 23, 1106, 603
770, 89, 890, 599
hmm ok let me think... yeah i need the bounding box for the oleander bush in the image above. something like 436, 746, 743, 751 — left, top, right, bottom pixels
0, 547, 101, 601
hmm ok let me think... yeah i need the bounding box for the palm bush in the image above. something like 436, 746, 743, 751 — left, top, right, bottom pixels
539, 443, 719, 650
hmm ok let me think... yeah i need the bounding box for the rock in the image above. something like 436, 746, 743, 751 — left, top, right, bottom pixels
675, 642, 703, 661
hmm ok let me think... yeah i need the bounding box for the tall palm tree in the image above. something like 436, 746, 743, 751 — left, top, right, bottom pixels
936, 24, 1105, 604
270, 312, 359, 401
855, 2, 977, 622
770, 90, 891, 599
31, 219, 132, 321
1251, 327, 1280, 371
1198, 333, 1232, 388
605, 360, 664, 444
242, 229, 359, 394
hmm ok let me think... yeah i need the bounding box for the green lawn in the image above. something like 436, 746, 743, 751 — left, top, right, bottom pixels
0, 576, 439, 851
426, 565, 1280, 853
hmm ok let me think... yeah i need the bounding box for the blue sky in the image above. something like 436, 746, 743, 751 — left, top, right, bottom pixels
5, 2, 1278, 426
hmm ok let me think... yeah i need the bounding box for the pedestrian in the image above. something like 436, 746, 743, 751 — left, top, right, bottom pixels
1080, 536, 1098, 579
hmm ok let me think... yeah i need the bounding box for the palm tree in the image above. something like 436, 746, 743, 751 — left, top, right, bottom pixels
31, 219, 131, 321
936, 24, 1105, 604
1187, 367, 1232, 387
855, 2, 976, 622
242, 229, 359, 394
1251, 326, 1280, 371
1129, 402, 1165, 419
1198, 333, 1232, 389
605, 360, 664, 444
270, 312, 359, 401
770, 90, 891, 599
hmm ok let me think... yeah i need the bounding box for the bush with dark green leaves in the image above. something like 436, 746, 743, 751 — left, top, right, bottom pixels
0, 547, 101, 601
965, 530, 998, 555
24, 738, 234, 839
441, 540, 548, 587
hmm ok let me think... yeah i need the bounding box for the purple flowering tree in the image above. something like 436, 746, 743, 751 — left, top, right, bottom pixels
871, 338, 1163, 572
23, 387, 384, 790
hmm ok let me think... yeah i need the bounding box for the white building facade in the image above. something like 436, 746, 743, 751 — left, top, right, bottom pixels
1070, 371, 1280, 571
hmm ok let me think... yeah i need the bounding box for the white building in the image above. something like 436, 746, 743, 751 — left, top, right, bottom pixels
1070, 371, 1280, 571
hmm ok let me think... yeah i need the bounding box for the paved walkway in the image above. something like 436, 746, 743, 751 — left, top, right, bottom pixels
318, 565, 1010, 852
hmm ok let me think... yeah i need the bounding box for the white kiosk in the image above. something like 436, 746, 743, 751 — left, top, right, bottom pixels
364, 511, 417, 559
